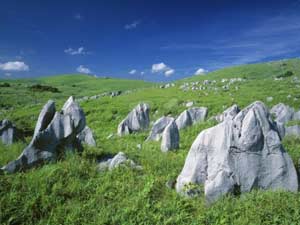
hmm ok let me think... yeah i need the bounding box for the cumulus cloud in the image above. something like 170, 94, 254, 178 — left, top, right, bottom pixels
152, 62, 175, 77
124, 20, 141, 30
129, 69, 137, 74
164, 69, 175, 77
64, 47, 88, 55
195, 68, 208, 75
76, 65, 91, 74
0, 61, 29, 71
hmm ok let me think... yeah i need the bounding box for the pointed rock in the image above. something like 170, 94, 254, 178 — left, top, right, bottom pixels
176, 101, 298, 203
0, 119, 23, 145
1, 96, 86, 173
147, 116, 174, 141
175, 107, 207, 130
117, 103, 150, 136
77, 126, 96, 146
215, 104, 240, 122
161, 119, 179, 152
270, 103, 294, 124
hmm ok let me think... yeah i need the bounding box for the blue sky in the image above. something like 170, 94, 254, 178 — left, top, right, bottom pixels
1, 0, 300, 81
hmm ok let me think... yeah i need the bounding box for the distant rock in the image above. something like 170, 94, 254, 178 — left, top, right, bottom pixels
285, 125, 300, 137
117, 103, 150, 136
0, 119, 23, 145
1, 96, 86, 173
176, 101, 298, 203
185, 101, 194, 107
77, 126, 96, 147
146, 116, 174, 141
161, 119, 179, 152
270, 103, 294, 124
175, 107, 208, 130
97, 152, 142, 171
215, 104, 240, 122
266, 96, 273, 102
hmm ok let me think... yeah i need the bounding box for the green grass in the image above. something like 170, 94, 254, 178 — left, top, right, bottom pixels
1, 59, 300, 224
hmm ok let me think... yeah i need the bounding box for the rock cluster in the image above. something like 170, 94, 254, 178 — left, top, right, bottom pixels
117, 103, 150, 136
1, 96, 87, 173
77, 126, 96, 147
176, 101, 298, 203
0, 119, 22, 145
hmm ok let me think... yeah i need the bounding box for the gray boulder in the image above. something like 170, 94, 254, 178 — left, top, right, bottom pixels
285, 125, 300, 137
270, 103, 294, 124
1, 96, 86, 173
146, 116, 174, 141
175, 107, 207, 130
176, 101, 298, 203
0, 119, 22, 145
215, 104, 240, 122
97, 152, 142, 171
117, 103, 150, 136
161, 119, 180, 152
77, 126, 96, 147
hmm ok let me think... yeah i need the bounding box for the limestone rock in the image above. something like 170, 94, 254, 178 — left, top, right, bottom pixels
175, 107, 207, 130
1, 96, 86, 173
285, 125, 300, 137
97, 152, 142, 171
215, 104, 240, 122
270, 103, 294, 124
0, 119, 22, 145
117, 103, 150, 136
146, 116, 174, 141
77, 126, 96, 147
176, 101, 298, 203
161, 119, 180, 152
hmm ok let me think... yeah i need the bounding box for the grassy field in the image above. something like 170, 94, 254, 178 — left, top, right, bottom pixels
1, 59, 300, 224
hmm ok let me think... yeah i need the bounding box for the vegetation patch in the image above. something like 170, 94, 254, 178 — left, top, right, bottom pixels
28, 84, 60, 93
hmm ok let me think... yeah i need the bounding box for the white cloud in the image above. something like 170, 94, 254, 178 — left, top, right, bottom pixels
76, 65, 91, 74
64, 47, 88, 55
141, 71, 145, 75
152, 62, 175, 77
125, 20, 141, 30
4, 73, 11, 76
0, 61, 29, 71
152, 62, 168, 73
129, 69, 137, 74
195, 68, 207, 75
164, 69, 175, 77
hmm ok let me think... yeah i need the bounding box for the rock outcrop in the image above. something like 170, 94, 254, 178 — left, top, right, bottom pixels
270, 103, 295, 124
176, 101, 298, 203
215, 104, 240, 122
77, 126, 96, 147
117, 103, 150, 136
161, 119, 179, 152
285, 125, 300, 137
146, 116, 174, 141
175, 107, 207, 130
97, 152, 142, 171
1, 97, 86, 173
0, 119, 22, 145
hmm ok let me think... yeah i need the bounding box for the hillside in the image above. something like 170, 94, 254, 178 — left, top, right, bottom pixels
1, 59, 300, 224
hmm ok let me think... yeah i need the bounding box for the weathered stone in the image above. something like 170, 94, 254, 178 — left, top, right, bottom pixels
176, 101, 298, 203
175, 107, 207, 130
97, 152, 142, 171
146, 116, 174, 141
186, 101, 194, 107
161, 119, 179, 152
117, 103, 150, 136
215, 104, 240, 122
270, 103, 294, 124
285, 125, 300, 137
0, 119, 22, 145
77, 126, 96, 146
1, 96, 86, 173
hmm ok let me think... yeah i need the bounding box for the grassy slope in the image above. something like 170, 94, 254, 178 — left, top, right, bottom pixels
1, 59, 300, 224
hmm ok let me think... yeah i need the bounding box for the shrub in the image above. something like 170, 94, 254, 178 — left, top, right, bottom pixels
28, 84, 60, 93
